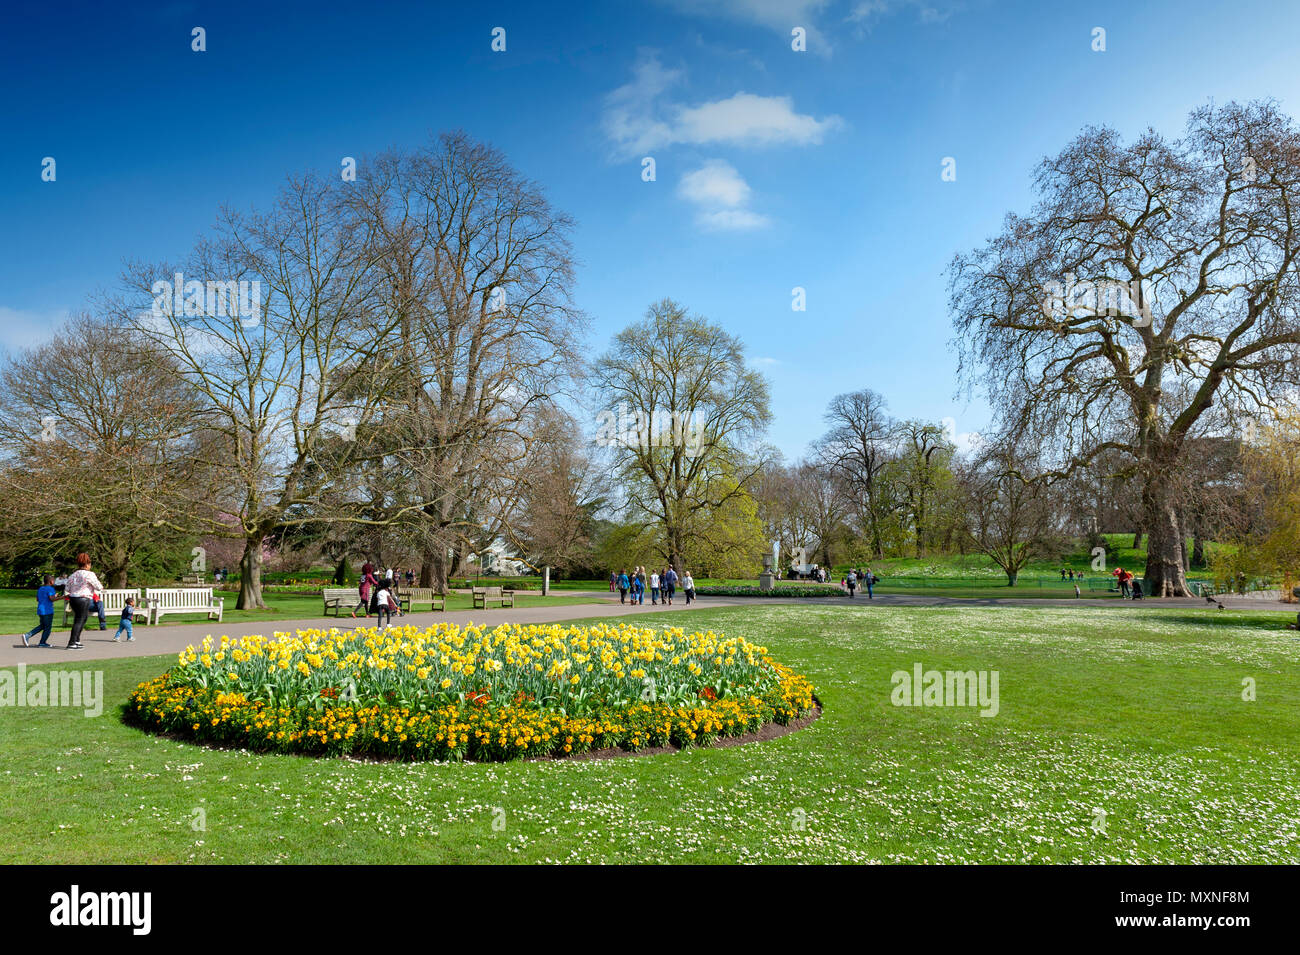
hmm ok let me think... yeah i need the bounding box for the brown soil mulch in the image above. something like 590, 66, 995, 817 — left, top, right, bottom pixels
525, 703, 823, 762
129, 702, 823, 765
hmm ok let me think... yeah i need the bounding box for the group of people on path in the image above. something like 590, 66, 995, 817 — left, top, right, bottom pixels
612, 566, 695, 607
351, 562, 406, 627
19, 553, 136, 650
844, 568, 878, 599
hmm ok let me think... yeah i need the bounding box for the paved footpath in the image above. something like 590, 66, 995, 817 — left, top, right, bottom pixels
0, 593, 752, 667
3, 590, 1292, 668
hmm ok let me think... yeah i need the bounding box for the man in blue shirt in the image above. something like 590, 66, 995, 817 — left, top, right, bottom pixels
21, 576, 58, 647
617, 570, 630, 605
662, 567, 678, 605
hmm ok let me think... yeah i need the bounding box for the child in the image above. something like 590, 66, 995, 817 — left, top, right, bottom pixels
21, 575, 57, 647
112, 597, 137, 642
375, 581, 401, 627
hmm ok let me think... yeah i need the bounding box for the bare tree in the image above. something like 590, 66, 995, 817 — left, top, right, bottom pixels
815, 389, 895, 558
961, 441, 1066, 586
511, 408, 602, 574
119, 172, 398, 608
351, 133, 586, 592
593, 299, 771, 570
0, 314, 204, 586
951, 100, 1300, 595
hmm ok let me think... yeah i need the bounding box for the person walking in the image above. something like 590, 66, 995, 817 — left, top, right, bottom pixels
62, 553, 104, 649
632, 572, 644, 606
863, 567, 875, 599
683, 570, 695, 605
609, 571, 616, 593
663, 566, 677, 605
617, 569, 630, 605
112, 597, 137, 642
649, 569, 660, 605
846, 569, 857, 598
20, 575, 58, 647
374, 579, 401, 627
352, 563, 377, 618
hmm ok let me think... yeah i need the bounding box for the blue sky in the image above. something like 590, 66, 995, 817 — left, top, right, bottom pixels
4, 0, 1300, 458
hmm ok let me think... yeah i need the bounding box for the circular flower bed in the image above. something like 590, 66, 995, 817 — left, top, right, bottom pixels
124, 622, 816, 761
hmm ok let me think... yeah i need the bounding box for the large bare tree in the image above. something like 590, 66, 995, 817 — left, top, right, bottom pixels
951, 100, 1300, 595
351, 132, 586, 592
120, 172, 398, 608
593, 298, 771, 570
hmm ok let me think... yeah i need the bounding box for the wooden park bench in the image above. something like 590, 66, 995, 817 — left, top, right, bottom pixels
62, 588, 145, 626
322, 587, 359, 616
398, 587, 445, 612
143, 587, 224, 625
472, 585, 514, 609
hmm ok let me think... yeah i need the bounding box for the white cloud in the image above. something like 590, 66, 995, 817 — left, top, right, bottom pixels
678, 159, 753, 207
675, 92, 842, 148
678, 160, 771, 231
0, 306, 67, 353
602, 51, 842, 157
751, 355, 780, 366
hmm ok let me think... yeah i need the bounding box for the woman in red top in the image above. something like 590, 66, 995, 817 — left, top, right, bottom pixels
351, 562, 378, 618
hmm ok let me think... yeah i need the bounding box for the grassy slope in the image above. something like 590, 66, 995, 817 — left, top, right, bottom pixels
2, 603, 1296, 864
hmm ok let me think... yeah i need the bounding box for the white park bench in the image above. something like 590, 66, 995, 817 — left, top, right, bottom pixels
62, 588, 145, 626
143, 587, 224, 625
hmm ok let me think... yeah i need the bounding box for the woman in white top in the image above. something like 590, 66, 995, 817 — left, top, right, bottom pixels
683, 572, 695, 605
63, 552, 105, 649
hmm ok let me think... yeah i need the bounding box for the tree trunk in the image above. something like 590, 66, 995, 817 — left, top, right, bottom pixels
429, 547, 449, 593
1133, 531, 1143, 549
1006, 569, 1018, 587
237, 536, 267, 610
1141, 483, 1189, 596
419, 545, 434, 588
333, 556, 349, 585
1191, 533, 1205, 568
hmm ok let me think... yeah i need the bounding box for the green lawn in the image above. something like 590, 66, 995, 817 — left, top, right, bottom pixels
0, 588, 604, 638
2, 603, 1296, 863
